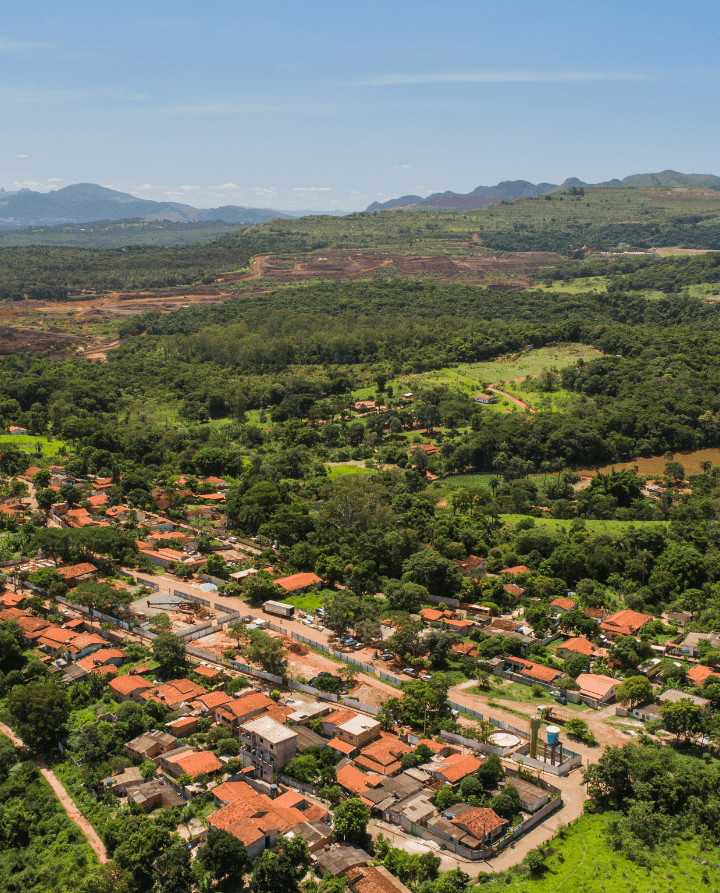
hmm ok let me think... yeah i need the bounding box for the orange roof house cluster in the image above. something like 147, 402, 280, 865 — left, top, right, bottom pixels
550, 597, 577, 611
431, 753, 482, 784
354, 738, 411, 776
601, 609, 652, 638
167, 750, 222, 778
451, 806, 506, 839
500, 565, 530, 576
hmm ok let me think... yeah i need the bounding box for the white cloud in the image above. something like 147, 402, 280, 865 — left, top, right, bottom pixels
216, 182, 238, 189
253, 187, 277, 194
135, 184, 155, 190
14, 180, 44, 189
47, 177, 65, 182
17, 154, 27, 157
180, 185, 200, 191
354, 69, 653, 86
392, 164, 410, 168
294, 187, 331, 191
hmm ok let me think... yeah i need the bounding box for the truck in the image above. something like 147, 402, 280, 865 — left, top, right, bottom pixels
263, 600, 295, 619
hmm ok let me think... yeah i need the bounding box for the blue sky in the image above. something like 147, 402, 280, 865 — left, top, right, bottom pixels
2, 0, 719, 212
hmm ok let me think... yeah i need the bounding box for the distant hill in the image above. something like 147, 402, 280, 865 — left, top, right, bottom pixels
0, 183, 297, 229
364, 171, 720, 213
620, 170, 720, 189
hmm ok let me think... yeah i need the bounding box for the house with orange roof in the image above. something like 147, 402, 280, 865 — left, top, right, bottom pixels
556, 637, 607, 660
76, 648, 125, 674
274, 572, 323, 595
420, 608, 455, 623
500, 565, 531, 576
109, 674, 154, 702
64, 633, 109, 660
336, 764, 378, 797
327, 737, 358, 757
190, 690, 234, 714
164, 749, 222, 779
448, 805, 506, 844
601, 608, 652, 641
687, 664, 720, 686
320, 708, 359, 737
550, 597, 577, 614
425, 753, 482, 787
55, 562, 97, 587
576, 673, 618, 705
192, 664, 223, 682
215, 690, 277, 730
502, 655, 564, 685
208, 799, 308, 858
141, 678, 207, 708
354, 737, 411, 776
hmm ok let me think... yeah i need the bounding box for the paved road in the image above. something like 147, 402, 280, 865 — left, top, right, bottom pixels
0, 721, 108, 863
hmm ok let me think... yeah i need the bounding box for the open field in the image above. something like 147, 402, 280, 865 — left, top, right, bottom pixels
581, 447, 720, 478
500, 514, 669, 537
474, 680, 591, 713
0, 434, 66, 456
283, 591, 325, 614
483, 811, 720, 893
326, 463, 373, 480
388, 344, 603, 397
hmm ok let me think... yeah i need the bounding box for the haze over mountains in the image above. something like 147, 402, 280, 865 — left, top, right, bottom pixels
365, 170, 720, 212
0, 183, 298, 230
1, 172, 719, 232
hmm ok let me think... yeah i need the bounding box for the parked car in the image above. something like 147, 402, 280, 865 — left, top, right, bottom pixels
554, 695, 567, 705
419, 672, 432, 681
381, 652, 394, 661
402, 667, 418, 677
340, 636, 357, 646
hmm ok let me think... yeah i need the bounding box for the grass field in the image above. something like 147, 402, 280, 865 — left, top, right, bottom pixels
0, 434, 66, 456
326, 463, 372, 480
501, 514, 669, 538
283, 591, 325, 613
477, 680, 591, 713
484, 811, 720, 892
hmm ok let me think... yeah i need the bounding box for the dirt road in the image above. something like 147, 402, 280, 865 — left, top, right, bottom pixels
488, 384, 536, 413
0, 721, 107, 863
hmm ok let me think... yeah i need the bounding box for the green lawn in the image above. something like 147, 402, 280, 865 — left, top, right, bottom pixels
283, 590, 325, 613
326, 463, 372, 480
483, 811, 720, 892
501, 514, 670, 538
0, 434, 66, 456
471, 680, 591, 713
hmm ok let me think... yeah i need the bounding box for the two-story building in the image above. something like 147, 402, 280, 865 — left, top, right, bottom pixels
239, 716, 298, 782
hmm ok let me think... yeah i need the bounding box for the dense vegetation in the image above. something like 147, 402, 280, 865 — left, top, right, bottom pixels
0, 218, 248, 249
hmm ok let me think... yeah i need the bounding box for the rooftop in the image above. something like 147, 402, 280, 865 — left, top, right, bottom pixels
241, 715, 298, 744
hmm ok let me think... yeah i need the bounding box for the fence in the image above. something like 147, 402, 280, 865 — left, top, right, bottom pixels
291, 632, 330, 654
333, 651, 376, 674
409, 821, 491, 860
426, 594, 460, 608
380, 670, 404, 685
448, 700, 485, 721
342, 698, 380, 716
492, 667, 557, 689
511, 742, 582, 776
267, 622, 287, 635
541, 630, 563, 647
289, 680, 321, 696
277, 774, 318, 796
174, 590, 211, 606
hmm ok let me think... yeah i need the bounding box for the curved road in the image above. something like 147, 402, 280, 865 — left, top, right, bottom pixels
0, 721, 107, 863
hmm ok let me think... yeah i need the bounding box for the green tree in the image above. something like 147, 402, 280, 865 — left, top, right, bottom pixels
227, 620, 249, 648
615, 676, 653, 709
198, 828, 248, 887
563, 651, 591, 678
152, 632, 187, 674
245, 629, 286, 674
660, 698, 706, 742
149, 612, 172, 632
249, 851, 299, 893
333, 797, 371, 847
7, 682, 70, 753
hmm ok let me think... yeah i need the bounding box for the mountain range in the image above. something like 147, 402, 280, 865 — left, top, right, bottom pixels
365, 170, 720, 212
0, 183, 299, 230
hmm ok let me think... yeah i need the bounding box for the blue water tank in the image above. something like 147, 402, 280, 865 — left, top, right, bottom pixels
546, 725, 561, 745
